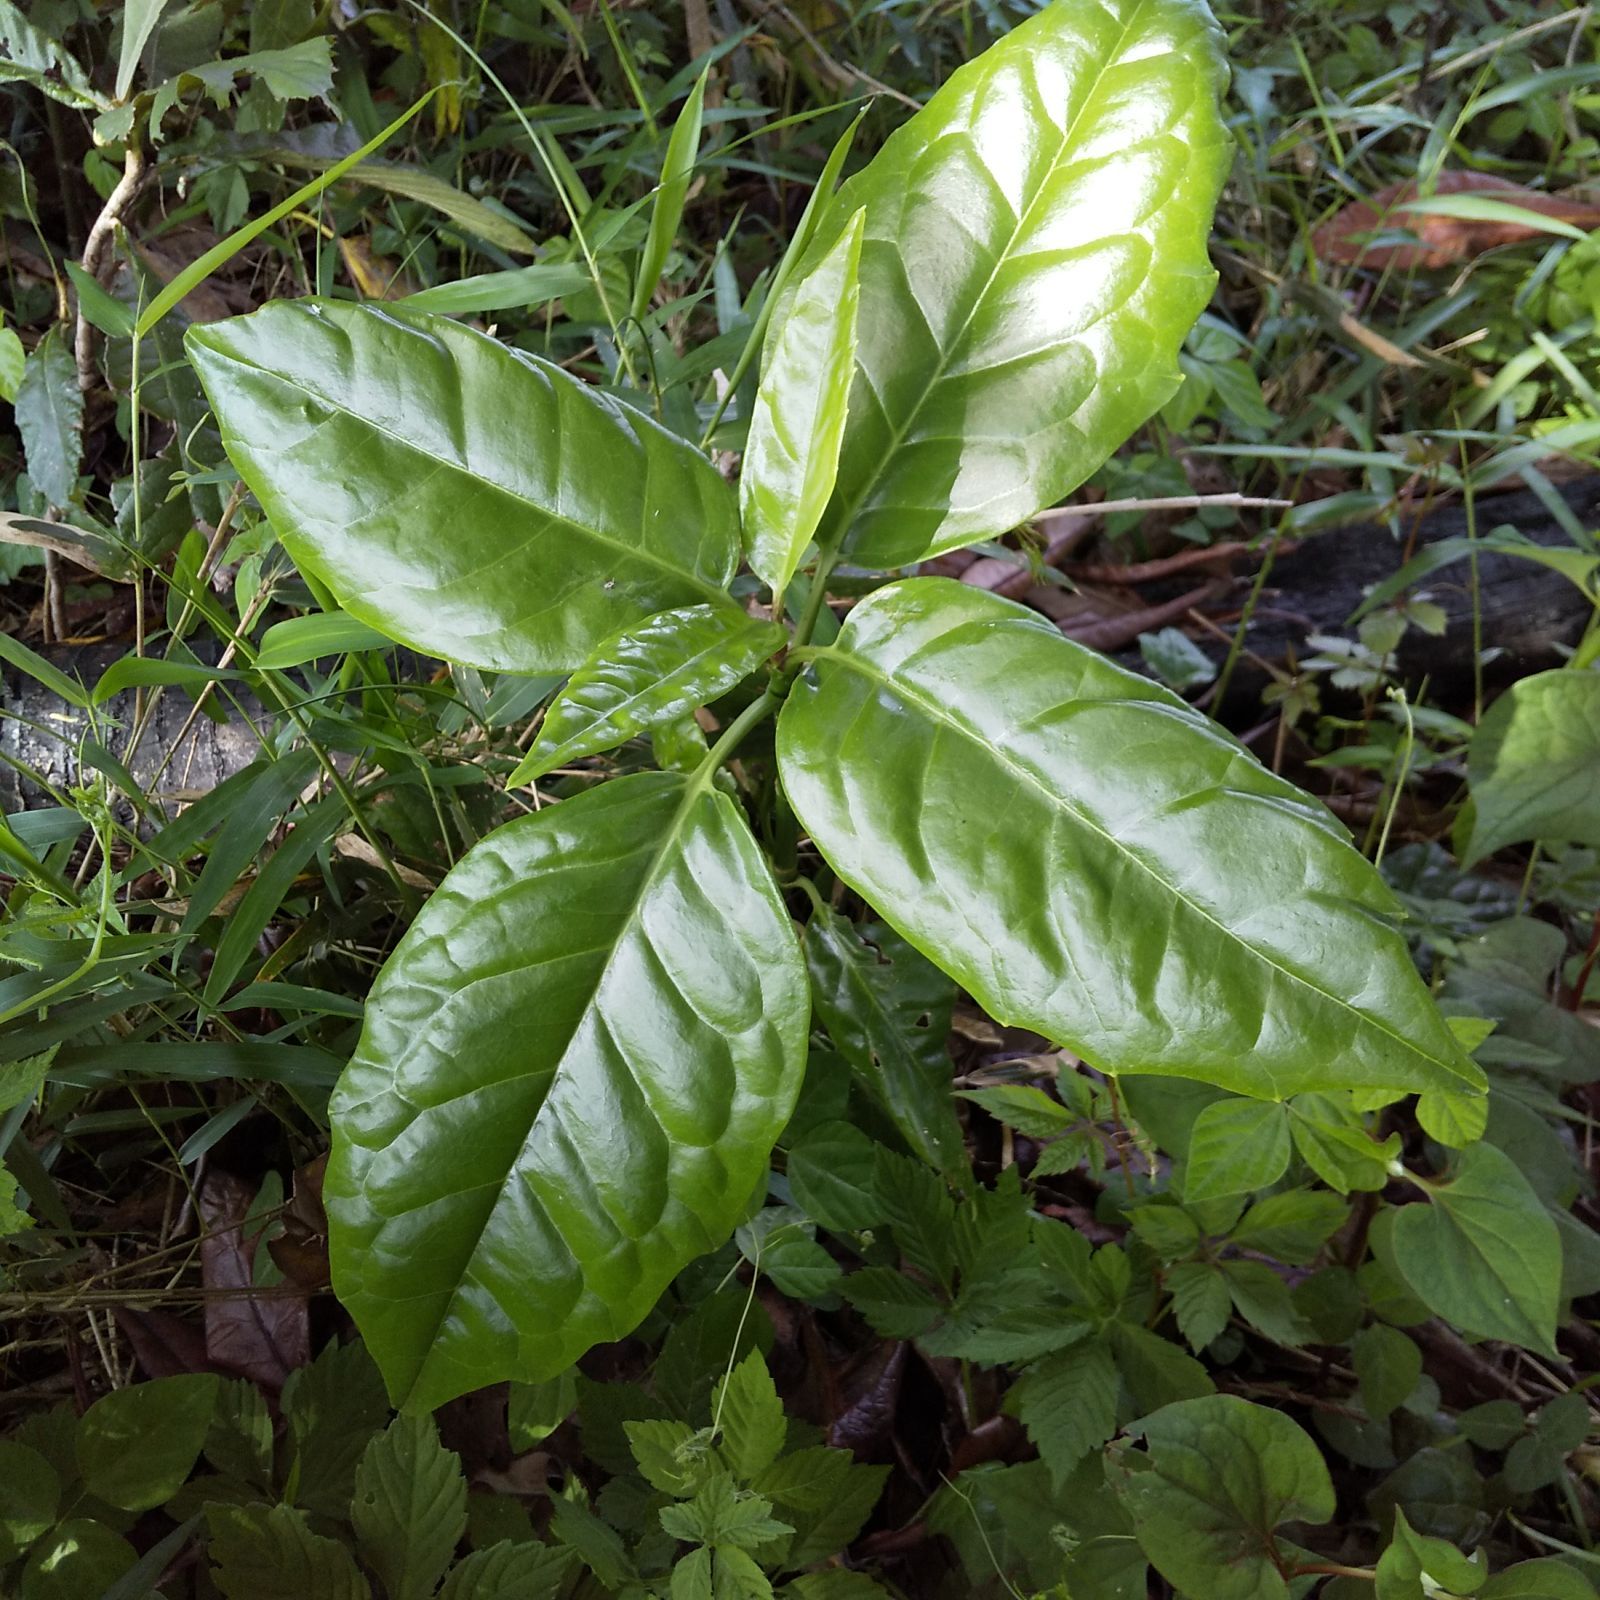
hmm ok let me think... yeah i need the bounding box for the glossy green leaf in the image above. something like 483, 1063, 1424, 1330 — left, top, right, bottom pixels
207, 1503, 372, 1600
16, 326, 82, 511
1391, 1143, 1561, 1355
1183, 1099, 1290, 1200
1287, 1093, 1399, 1193
1465, 671, 1600, 864
77, 1373, 218, 1512
741, 212, 864, 596
509, 603, 782, 787
326, 771, 808, 1411
20, 1520, 137, 1600
187, 301, 738, 672
769, 0, 1230, 567
1115, 1395, 1334, 1600
256, 611, 395, 669
0, 1440, 58, 1562
400, 262, 593, 317
779, 580, 1484, 1101
804, 905, 967, 1177
351, 1417, 468, 1600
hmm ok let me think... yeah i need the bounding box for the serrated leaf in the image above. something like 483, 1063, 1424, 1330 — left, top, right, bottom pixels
1127, 1203, 1200, 1260
1220, 1260, 1314, 1347
1391, 1143, 1561, 1356
351, 1416, 468, 1600
1229, 1189, 1348, 1266
1287, 1093, 1398, 1193
207, 1503, 372, 1600
1004, 1337, 1118, 1488
1110, 1321, 1215, 1413
783, 1573, 894, 1599
806, 907, 966, 1177
548, 1495, 635, 1589
204, 1379, 274, 1491
873, 1145, 957, 1287
509, 603, 781, 787
326, 772, 808, 1411
1184, 1098, 1291, 1200
840, 1266, 943, 1338
660, 1475, 793, 1551
437, 1539, 575, 1600
282, 1337, 392, 1518
0, 1, 106, 107
1167, 1260, 1231, 1353
16, 326, 83, 511
769, 0, 1231, 567
187, 302, 738, 673
77, 1373, 217, 1512
627, 1419, 706, 1495
1116, 1396, 1334, 1600
1466, 670, 1600, 864
781, 1459, 889, 1569
779, 581, 1484, 1101
1353, 1324, 1422, 1423
958, 1083, 1076, 1138
786, 1121, 884, 1232
715, 1351, 787, 1481
742, 212, 864, 595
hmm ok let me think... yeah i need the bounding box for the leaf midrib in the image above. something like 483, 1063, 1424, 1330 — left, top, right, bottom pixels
811, 644, 1472, 1091
193, 331, 730, 604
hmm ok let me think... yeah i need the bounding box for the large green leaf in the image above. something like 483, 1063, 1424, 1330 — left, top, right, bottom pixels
186, 302, 738, 673
1390, 1143, 1561, 1356
1465, 670, 1600, 865
1114, 1395, 1334, 1600
77, 1373, 218, 1512
741, 212, 864, 596
778, 580, 1483, 1101
326, 771, 808, 1411
508, 603, 783, 788
771, 0, 1230, 568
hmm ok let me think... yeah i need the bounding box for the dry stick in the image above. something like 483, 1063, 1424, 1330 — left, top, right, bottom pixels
73, 143, 149, 393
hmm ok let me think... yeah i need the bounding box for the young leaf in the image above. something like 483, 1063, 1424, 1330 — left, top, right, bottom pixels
805, 906, 967, 1178
715, 1351, 787, 1482
1465, 670, 1600, 863
351, 1416, 469, 1600
1003, 1336, 1118, 1488
207, 1503, 372, 1600
1376, 1507, 1486, 1600
77, 1373, 218, 1513
779, 581, 1485, 1101
1288, 1093, 1399, 1193
1115, 1395, 1335, 1600
633, 69, 710, 323
187, 302, 739, 673
509, 603, 782, 788
1391, 1143, 1561, 1355
741, 212, 864, 597
765, 0, 1231, 567
325, 772, 808, 1411
16, 326, 83, 510
1183, 1098, 1291, 1200
115, 0, 173, 99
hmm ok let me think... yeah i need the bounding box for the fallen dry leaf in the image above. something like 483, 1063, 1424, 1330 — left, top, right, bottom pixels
1315, 170, 1600, 269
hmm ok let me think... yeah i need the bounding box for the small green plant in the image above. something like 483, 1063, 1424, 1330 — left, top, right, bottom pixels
181, 0, 1498, 1421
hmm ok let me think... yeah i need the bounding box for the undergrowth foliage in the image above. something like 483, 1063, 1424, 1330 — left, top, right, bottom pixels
3, 0, 1600, 1596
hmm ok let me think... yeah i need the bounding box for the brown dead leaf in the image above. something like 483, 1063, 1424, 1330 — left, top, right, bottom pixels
1315, 170, 1600, 269
198, 1169, 311, 1389
266, 1154, 332, 1291
339, 236, 422, 301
